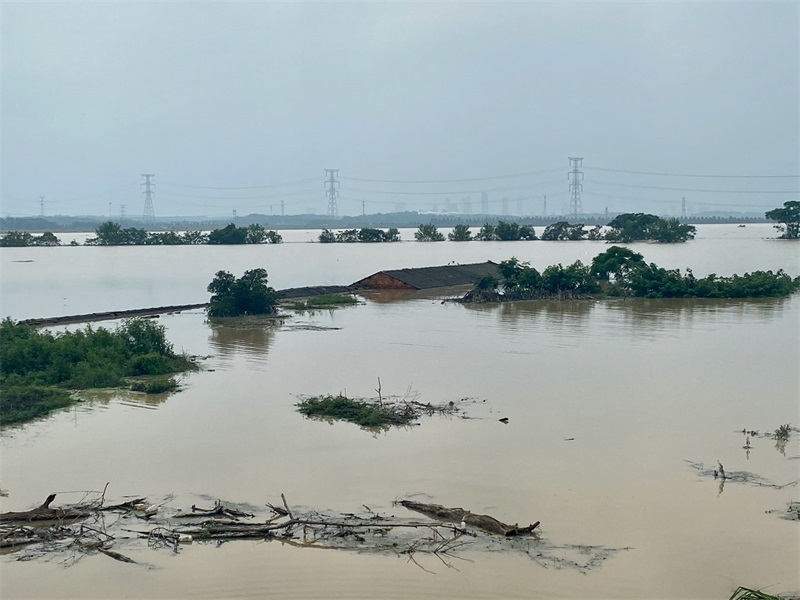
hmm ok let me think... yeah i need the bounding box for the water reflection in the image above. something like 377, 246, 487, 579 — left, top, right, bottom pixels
79, 388, 174, 410
605, 297, 788, 332
462, 300, 596, 336
208, 323, 275, 369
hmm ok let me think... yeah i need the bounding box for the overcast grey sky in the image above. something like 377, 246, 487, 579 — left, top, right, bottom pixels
1, 1, 798, 218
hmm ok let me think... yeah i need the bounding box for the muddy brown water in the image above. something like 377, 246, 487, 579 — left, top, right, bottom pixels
1, 225, 798, 598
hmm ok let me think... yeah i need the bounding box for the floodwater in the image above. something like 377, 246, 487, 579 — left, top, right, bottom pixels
1, 224, 798, 599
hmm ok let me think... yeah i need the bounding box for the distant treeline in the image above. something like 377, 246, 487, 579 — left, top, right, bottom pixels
411, 214, 696, 243
0, 211, 771, 234
464, 246, 800, 303
5, 203, 798, 246
0, 231, 62, 247
84, 222, 283, 246
319, 227, 400, 243
315, 215, 695, 244
0, 222, 284, 247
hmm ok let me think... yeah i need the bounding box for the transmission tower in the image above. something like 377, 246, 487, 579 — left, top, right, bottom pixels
141, 174, 156, 223
568, 157, 584, 218
681, 197, 687, 219
324, 169, 340, 218
39, 196, 45, 217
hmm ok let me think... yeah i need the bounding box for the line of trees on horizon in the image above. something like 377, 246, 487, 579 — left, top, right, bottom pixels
2, 203, 798, 246
412, 214, 697, 243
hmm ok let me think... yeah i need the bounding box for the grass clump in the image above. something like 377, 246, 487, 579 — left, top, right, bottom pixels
296, 391, 463, 430
286, 294, 359, 311
296, 394, 411, 428
730, 586, 781, 600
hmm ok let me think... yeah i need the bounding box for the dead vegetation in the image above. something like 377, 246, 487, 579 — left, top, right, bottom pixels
296, 384, 467, 430
685, 460, 797, 491
1, 488, 624, 573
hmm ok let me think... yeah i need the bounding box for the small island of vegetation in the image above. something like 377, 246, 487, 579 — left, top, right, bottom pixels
463, 246, 800, 303
296, 390, 461, 430
0, 317, 196, 426
207, 268, 279, 318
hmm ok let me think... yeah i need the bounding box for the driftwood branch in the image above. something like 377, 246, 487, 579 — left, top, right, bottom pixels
1, 490, 620, 574
399, 500, 540, 536
1, 494, 94, 523
177, 500, 254, 519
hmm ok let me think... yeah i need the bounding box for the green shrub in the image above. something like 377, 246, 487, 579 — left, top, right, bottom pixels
0, 317, 195, 425
128, 352, 170, 376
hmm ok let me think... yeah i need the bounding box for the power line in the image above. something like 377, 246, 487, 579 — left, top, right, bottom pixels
158, 177, 323, 190
584, 166, 799, 178
339, 167, 563, 184
157, 187, 321, 201
347, 180, 565, 196
586, 179, 799, 194
338, 190, 569, 208
583, 190, 769, 208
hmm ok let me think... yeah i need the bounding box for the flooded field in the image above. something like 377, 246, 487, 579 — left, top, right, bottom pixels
1, 225, 798, 598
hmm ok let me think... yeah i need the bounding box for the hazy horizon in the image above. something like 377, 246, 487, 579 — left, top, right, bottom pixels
2, 2, 798, 218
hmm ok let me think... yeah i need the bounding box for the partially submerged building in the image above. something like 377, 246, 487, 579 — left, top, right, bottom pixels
352, 261, 500, 290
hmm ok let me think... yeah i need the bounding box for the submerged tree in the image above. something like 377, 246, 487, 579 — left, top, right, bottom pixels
475, 222, 497, 241
0, 231, 61, 247
207, 268, 278, 317
648, 218, 696, 243
541, 222, 586, 241
765, 201, 800, 239
318, 229, 336, 243
604, 213, 695, 243
208, 223, 281, 245
414, 223, 445, 242
448, 224, 472, 241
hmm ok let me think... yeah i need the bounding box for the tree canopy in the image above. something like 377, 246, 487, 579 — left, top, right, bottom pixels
414, 223, 445, 242
605, 213, 696, 243
448, 224, 472, 241
0, 231, 61, 247
318, 228, 400, 243
465, 247, 800, 302
765, 201, 800, 239
541, 221, 586, 241
207, 268, 279, 317
475, 221, 536, 241
86, 221, 208, 246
